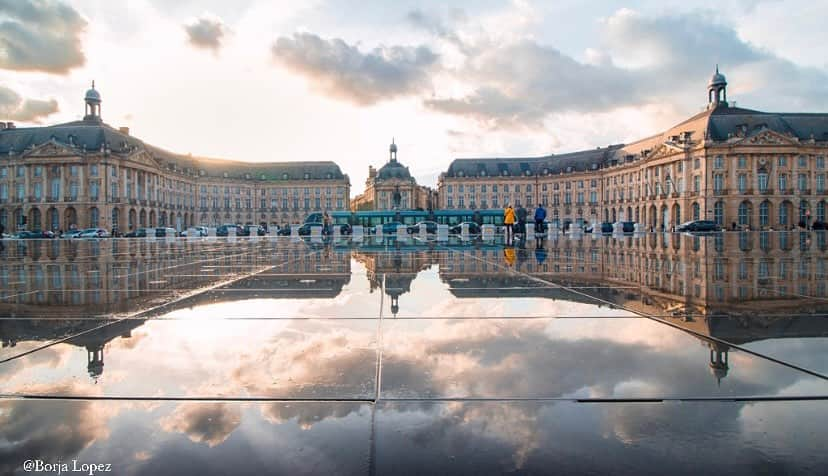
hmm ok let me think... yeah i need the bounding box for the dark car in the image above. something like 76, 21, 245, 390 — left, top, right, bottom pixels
16, 230, 54, 239
449, 222, 481, 235
382, 222, 404, 234
277, 226, 292, 236
297, 222, 324, 236
812, 221, 826, 230
155, 227, 178, 238
407, 221, 438, 234
676, 220, 720, 232
243, 224, 266, 236
124, 228, 147, 238
216, 225, 242, 237
620, 221, 636, 233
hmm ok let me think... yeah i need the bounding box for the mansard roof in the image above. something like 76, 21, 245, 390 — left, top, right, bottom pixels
0, 119, 348, 182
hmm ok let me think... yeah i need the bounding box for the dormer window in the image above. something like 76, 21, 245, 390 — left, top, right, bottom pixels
502, 170, 508, 176
326, 172, 333, 179
260, 174, 266, 179
223, 172, 228, 178
543, 168, 549, 175
304, 173, 310, 179
525, 170, 531, 176
566, 166, 573, 173
245, 173, 251, 180
282, 173, 289, 180
458, 171, 464, 177
199, 169, 206, 176
480, 170, 486, 177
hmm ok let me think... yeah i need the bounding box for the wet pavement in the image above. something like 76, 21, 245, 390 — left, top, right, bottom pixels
1, 232, 826, 475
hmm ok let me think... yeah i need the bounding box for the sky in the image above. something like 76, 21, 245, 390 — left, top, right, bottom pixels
1, 0, 827, 190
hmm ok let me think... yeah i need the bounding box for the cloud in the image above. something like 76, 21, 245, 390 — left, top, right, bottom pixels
0, 85, 58, 122
184, 14, 226, 52
416, 7, 828, 130
0, 0, 86, 73
271, 32, 439, 105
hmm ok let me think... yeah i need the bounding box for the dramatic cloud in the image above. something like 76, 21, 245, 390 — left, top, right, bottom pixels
271, 32, 439, 105
184, 14, 226, 52
0, 0, 86, 73
160, 403, 241, 447
416, 7, 828, 130
0, 85, 59, 122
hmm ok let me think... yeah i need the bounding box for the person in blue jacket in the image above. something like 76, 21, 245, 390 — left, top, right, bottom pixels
533, 205, 547, 234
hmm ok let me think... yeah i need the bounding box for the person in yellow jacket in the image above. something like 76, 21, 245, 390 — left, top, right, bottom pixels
504, 204, 516, 243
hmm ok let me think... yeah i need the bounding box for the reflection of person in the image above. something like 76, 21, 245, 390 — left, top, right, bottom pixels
504, 204, 516, 243
323, 212, 332, 235
503, 246, 516, 266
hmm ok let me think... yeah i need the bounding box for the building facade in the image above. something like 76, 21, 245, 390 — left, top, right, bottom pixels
351, 140, 435, 211
0, 85, 350, 233
438, 69, 828, 230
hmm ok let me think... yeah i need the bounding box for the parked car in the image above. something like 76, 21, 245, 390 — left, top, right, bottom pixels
297, 222, 324, 236
812, 221, 826, 230
124, 228, 148, 238
62, 229, 84, 239
620, 221, 636, 233
449, 222, 481, 235
216, 224, 242, 237
407, 221, 438, 234
277, 225, 293, 236
243, 224, 266, 236
676, 220, 720, 232
77, 228, 110, 238
381, 221, 405, 235
15, 230, 55, 239
181, 226, 208, 237
155, 227, 178, 238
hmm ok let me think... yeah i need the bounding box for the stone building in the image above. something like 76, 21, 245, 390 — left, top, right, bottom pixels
351, 139, 435, 211
0, 84, 350, 233
439, 68, 828, 230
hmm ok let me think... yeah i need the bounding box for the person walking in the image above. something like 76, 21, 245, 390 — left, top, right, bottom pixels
516, 204, 528, 237
503, 204, 516, 243
533, 204, 547, 235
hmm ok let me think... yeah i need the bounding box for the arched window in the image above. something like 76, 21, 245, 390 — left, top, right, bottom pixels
779, 202, 789, 226
759, 201, 770, 227
738, 202, 750, 226
714, 201, 724, 226
90, 207, 99, 227
799, 200, 809, 225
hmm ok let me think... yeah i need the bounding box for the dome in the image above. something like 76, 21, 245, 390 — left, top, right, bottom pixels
85, 83, 101, 103
376, 160, 412, 181
390, 141, 397, 153
709, 67, 726, 86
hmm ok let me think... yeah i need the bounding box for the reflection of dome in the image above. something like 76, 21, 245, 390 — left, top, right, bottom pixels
709, 363, 728, 381
377, 161, 412, 181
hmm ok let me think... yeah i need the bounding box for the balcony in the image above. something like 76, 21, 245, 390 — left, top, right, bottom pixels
801, 188, 812, 195
27, 196, 42, 203
670, 192, 680, 198
46, 196, 59, 203
108, 197, 120, 204
760, 188, 774, 195
713, 189, 728, 196
13, 197, 23, 203
63, 196, 77, 203
128, 198, 138, 205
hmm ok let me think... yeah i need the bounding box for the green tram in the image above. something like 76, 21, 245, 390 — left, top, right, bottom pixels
305, 209, 508, 231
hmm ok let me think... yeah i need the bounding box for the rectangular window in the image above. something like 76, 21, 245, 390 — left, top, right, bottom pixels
798, 155, 807, 168
90, 164, 98, 177
778, 156, 787, 167
447, 185, 453, 193
0, 167, 6, 178
16, 183, 24, 199
70, 165, 79, 177
34, 166, 42, 177
817, 174, 825, 193
714, 156, 724, 169
33, 182, 42, 199
798, 173, 808, 191
694, 158, 700, 169
738, 156, 747, 168
779, 174, 788, 191
817, 156, 825, 169
758, 173, 769, 192
16, 166, 24, 177
90, 182, 99, 201
693, 176, 700, 192
738, 174, 747, 193
0, 183, 7, 200
713, 174, 723, 191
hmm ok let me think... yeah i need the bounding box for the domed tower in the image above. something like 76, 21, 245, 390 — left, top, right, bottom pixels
84, 81, 102, 121
708, 341, 729, 386
86, 343, 105, 380
708, 66, 727, 108
389, 138, 398, 162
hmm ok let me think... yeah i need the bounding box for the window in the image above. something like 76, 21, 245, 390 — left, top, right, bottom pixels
778, 155, 787, 167
33, 182, 42, 199
817, 174, 825, 193
817, 156, 825, 169
693, 202, 700, 220
818, 201, 826, 222
447, 185, 453, 193
798, 173, 808, 191
713, 174, 723, 192
16, 183, 24, 199
69, 181, 79, 200
34, 166, 42, 177
90, 164, 98, 177
779, 173, 788, 191
779, 203, 789, 226
800, 201, 809, 224
738, 155, 747, 168
70, 165, 79, 177
714, 156, 724, 169
738, 174, 747, 193
16, 166, 24, 177
90, 182, 99, 201
759, 201, 769, 226
694, 158, 700, 169
0, 167, 6, 178
798, 155, 808, 168
758, 172, 769, 192
738, 202, 750, 226
693, 176, 700, 192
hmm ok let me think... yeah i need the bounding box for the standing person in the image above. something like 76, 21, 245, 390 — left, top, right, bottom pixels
504, 204, 516, 243
0, 222, 4, 238
516, 204, 528, 237
533, 204, 547, 235
323, 212, 332, 235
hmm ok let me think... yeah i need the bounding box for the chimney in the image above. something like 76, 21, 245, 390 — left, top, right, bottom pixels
119, 127, 130, 135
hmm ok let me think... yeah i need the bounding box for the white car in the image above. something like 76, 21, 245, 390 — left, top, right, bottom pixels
181, 226, 208, 237
77, 228, 110, 238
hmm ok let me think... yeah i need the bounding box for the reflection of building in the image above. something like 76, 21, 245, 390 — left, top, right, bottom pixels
0, 84, 350, 233
439, 69, 828, 231
351, 140, 435, 211
352, 244, 432, 316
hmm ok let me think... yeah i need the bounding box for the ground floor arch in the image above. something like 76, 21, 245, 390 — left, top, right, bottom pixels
28, 207, 42, 231
64, 207, 77, 230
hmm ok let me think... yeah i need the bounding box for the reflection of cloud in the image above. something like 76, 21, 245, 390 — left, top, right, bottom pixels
160, 403, 241, 447
0, 0, 87, 73
0, 384, 113, 473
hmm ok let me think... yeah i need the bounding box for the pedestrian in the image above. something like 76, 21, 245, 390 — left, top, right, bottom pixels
0, 222, 4, 238
731, 221, 737, 231
323, 212, 331, 235
504, 204, 516, 243
516, 203, 527, 236
533, 204, 547, 234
